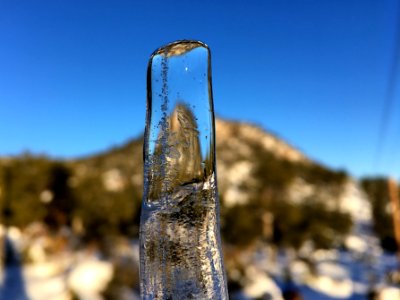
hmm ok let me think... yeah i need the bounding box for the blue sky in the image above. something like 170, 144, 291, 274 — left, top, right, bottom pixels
1, 0, 399, 179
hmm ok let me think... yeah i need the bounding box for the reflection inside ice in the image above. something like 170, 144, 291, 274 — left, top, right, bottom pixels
140, 40, 228, 299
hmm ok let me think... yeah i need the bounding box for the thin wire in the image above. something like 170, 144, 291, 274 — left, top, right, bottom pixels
374, 0, 400, 172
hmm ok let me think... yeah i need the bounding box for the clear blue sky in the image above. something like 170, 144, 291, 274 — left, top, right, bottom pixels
1, 0, 399, 179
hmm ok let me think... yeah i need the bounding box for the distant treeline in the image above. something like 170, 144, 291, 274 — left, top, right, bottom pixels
0, 139, 397, 253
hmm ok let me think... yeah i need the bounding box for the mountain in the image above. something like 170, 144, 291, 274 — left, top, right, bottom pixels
215, 119, 309, 164
68, 118, 347, 209
0, 118, 398, 300
0, 118, 369, 250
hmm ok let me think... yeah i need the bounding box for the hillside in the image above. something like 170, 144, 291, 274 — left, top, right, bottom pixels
1, 118, 399, 300
0, 118, 357, 249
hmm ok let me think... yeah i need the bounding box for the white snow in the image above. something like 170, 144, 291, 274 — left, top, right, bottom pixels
223, 161, 254, 207
344, 235, 368, 253
289, 260, 310, 283
67, 258, 113, 299
306, 262, 353, 298
307, 275, 353, 298
243, 266, 283, 300
339, 180, 372, 222
102, 168, 125, 192
25, 275, 70, 300
379, 286, 400, 300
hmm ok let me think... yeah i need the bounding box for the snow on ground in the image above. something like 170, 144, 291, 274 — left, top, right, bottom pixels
68, 257, 113, 299
1, 226, 399, 300
243, 266, 283, 300
339, 180, 372, 223
306, 272, 353, 298
25, 273, 69, 300
0, 255, 114, 300
0, 235, 114, 300
379, 286, 400, 299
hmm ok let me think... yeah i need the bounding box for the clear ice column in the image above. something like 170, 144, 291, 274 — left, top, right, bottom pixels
139, 40, 228, 299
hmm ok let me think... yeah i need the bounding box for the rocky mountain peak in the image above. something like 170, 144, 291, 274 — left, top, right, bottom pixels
215, 119, 309, 164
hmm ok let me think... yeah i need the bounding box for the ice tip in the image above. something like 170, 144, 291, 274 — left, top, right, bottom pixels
150, 40, 209, 58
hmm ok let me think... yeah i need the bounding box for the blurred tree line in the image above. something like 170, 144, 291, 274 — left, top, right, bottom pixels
1, 135, 383, 253
0, 152, 142, 241
361, 177, 399, 252
220, 141, 352, 251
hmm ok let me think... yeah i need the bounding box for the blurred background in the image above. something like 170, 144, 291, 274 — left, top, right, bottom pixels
1, 0, 400, 299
